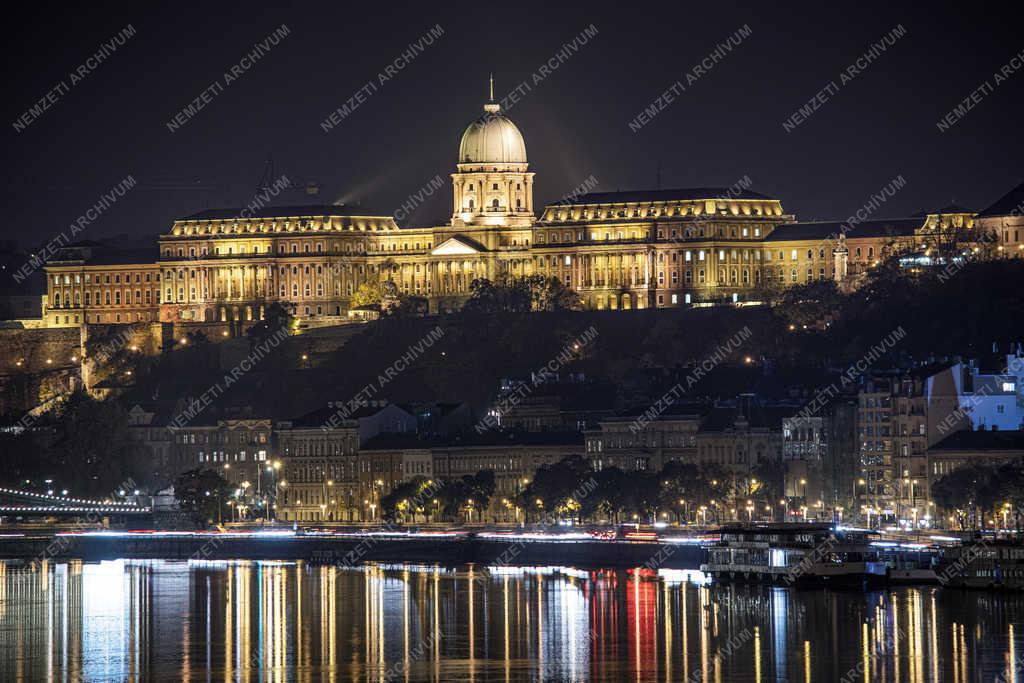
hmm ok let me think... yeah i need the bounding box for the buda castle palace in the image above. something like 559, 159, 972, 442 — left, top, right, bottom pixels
41, 89, 1024, 328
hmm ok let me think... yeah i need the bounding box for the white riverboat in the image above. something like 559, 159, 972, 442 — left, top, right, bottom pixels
701, 523, 887, 587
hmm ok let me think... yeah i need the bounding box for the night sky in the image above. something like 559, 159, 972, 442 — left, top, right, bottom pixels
4, 0, 1022, 250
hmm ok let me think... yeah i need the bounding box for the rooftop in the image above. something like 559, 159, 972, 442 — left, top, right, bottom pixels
552, 187, 777, 207
361, 429, 585, 450
178, 203, 391, 221
49, 242, 159, 266
930, 203, 975, 215
765, 217, 922, 242
977, 180, 1024, 218
931, 429, 1024, 451
701, 404, 798, 431
284, 402, 408, 429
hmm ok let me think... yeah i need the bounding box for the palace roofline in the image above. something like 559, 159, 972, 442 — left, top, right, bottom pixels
921, 203, 975, 216
553, 187, 778, 206
46, 241, 159, 266
765, 217, 923, 242
977, 179, 1024, 218
177, 204, 391, 221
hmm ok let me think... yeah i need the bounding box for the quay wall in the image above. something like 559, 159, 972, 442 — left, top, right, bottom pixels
0, 534, 706, 569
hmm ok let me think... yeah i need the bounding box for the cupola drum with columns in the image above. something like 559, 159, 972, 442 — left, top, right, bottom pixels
451, 76, 535, 228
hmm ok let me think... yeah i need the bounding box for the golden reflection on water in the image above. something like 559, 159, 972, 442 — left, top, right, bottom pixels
1, 560, 1024, 681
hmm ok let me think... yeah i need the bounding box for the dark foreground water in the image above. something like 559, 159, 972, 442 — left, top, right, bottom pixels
1, 559, 1022, 682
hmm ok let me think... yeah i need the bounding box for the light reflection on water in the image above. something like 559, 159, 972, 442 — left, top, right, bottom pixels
0, 559, 1022, 681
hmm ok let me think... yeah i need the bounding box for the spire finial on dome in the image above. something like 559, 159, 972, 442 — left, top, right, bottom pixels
483, 74, 500, 114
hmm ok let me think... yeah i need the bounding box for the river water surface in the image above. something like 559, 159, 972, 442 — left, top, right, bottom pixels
0, 559, 1022, 681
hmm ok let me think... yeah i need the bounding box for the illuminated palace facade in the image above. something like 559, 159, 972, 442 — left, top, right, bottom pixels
44, 96, 1015, 327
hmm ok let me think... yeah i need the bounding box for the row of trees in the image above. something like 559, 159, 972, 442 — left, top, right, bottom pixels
325, 273, 580, 317
0, 390, 151, 498
463, 275, 582, 314
379, 471, 496, 523
373, 455, 788, 526
518, 456, 784, 525
174, 467, 235, 525
932, 460, 1024, 530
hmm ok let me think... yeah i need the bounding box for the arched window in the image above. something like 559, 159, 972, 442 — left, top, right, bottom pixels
468, 199, 474, 209
491, 198, 499, 209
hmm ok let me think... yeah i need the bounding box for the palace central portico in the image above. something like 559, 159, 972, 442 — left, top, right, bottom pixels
43, 86, 1003, 328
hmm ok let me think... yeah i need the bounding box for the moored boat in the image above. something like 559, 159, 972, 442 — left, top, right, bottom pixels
936, 536, 1024, 590
701, 523, 886, 587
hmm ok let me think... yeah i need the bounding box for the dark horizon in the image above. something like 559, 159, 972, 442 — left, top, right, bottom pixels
4, 0, 1022, 251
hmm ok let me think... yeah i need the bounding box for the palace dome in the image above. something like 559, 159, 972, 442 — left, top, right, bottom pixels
458, 102, 527, 164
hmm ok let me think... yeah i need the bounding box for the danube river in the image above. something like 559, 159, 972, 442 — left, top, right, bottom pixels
0, 559, 1021, 682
